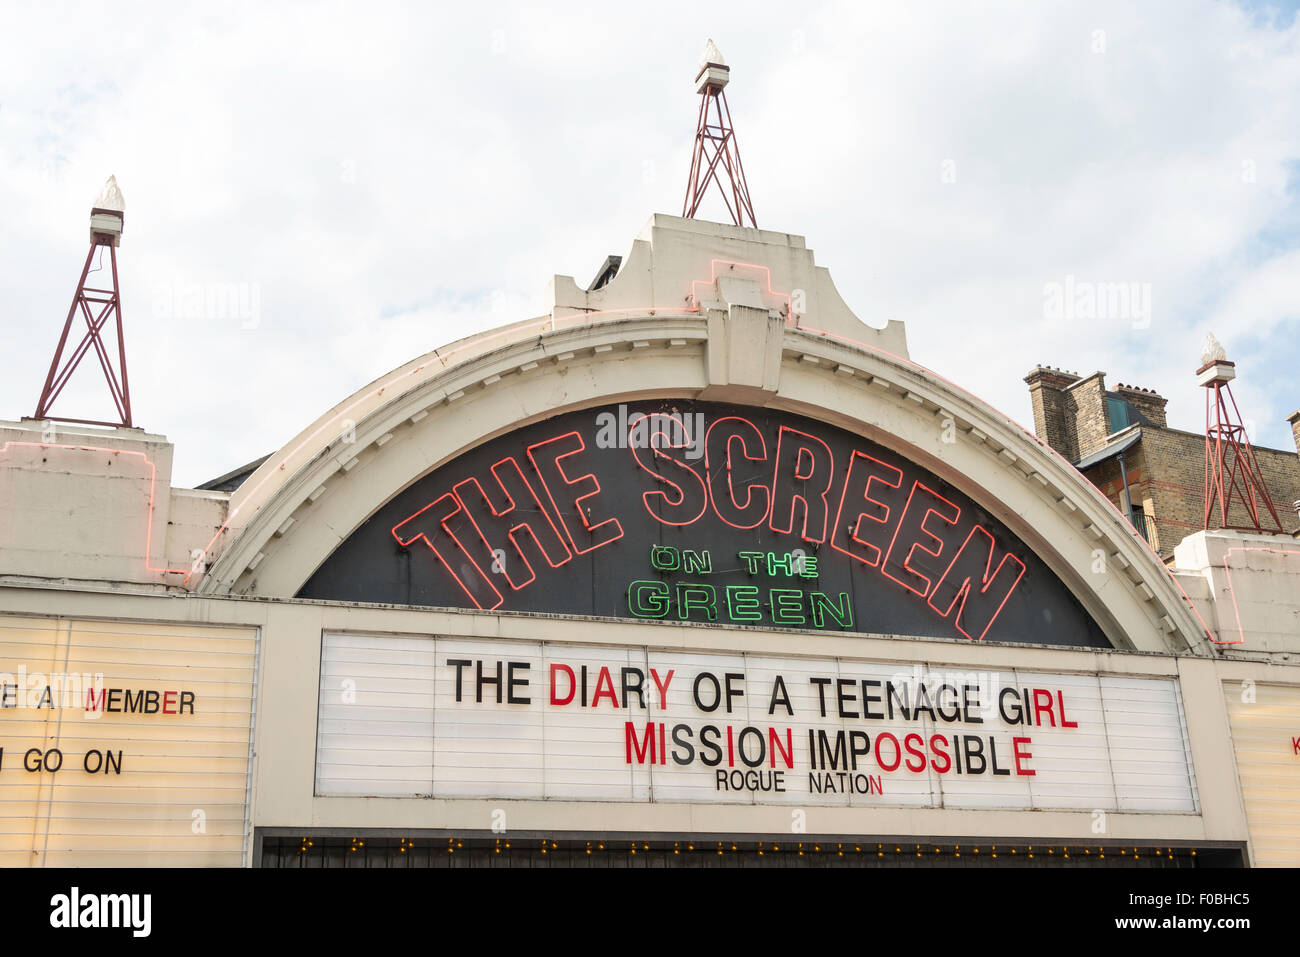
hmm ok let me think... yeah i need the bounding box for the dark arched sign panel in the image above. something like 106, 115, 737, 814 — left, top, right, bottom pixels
300, 400, 1109, 647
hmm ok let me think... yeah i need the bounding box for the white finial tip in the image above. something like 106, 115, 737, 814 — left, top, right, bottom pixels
1201, 332, 1227, 366
700, 39, 725, 68
94, 175, 125, 213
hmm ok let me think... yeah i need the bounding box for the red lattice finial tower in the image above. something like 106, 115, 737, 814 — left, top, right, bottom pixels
34, 175, 134, 428
1198, 333, 1282, 533
682, 40, 757, 229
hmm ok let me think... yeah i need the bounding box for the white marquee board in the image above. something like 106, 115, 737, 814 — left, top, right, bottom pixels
0, 616, 257, 866
315, 633, 1199, 813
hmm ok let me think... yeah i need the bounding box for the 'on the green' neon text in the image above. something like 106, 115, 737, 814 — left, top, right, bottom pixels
627, 580, 852, 629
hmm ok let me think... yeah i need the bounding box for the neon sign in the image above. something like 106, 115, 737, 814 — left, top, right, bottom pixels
627, 545, 852, 629
302, 401, 1107, 647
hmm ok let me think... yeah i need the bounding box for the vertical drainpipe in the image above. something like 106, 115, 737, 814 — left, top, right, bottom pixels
1117, 451, 1133, 517
1117, 449, 1136, 533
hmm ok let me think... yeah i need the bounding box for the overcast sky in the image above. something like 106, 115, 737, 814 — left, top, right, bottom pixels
2, 0, 1298, 487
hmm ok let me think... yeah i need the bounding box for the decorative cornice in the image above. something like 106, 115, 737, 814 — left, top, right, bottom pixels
197, 311, 1211, 657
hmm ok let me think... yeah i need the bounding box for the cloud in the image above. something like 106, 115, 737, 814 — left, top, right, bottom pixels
0, 0, 1297, 487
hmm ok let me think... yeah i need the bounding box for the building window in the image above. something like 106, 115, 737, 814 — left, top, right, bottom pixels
1128, 503, 1158, 548
1106, 396, 1133, 433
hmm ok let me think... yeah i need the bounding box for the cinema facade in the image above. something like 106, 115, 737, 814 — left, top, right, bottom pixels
2, 215, 1298, 868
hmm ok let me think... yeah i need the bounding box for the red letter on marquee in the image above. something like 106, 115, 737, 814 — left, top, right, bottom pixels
550, 664, 576, 706
392, 493, 504, 610
591, 666, 618, 708
625, 722, 658, 765
769, 426, 835, 543
526, 431, 624, 554
629, 414, 708, 526
926, 525, 1027, 641
650, 668, 675, 704
831, 451, 904, 567
1013, 736, 1036, 776
881, 481, 960, 597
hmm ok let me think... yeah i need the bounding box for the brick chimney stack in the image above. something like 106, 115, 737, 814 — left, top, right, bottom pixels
1113, 383, 1168, 428
1066, 371, 1111, 460
1024, 366, 1081, 459
1287, 410, 1300, 455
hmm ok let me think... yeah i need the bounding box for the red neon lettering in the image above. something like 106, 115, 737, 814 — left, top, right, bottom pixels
926, 525, 1026, 641
392, 493, 504, 610
881, 481, 960, 597
1292, 736, 1300, 755
392, 409, 1041, 646
768, 426, 835, 543
550, 664, 576, 706
831, 451, 904, 567
629, 414, 708, 526
526, 431, 623, 554
705, 416, 771, 529
162, 691, 176, 714
451, 456, 572, 591
85, 688, 104, 712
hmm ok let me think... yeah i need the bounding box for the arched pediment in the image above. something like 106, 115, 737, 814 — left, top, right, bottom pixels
197, 317, 1208, 655
195, 216, 1210, 654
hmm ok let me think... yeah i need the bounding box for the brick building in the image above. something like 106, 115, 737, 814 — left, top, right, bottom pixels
1025, 365, 1300, 558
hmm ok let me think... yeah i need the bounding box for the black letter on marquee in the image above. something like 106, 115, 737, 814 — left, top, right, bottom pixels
693, 672, 722, 713
447, 659, 472, 702
768, 675, 793, 716
507, 661, 531, 705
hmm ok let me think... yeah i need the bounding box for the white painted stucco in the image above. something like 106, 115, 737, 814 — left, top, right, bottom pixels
2, 214, 1298, 866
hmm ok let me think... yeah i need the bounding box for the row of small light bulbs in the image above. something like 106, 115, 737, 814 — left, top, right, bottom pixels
300, 837, 1196, 862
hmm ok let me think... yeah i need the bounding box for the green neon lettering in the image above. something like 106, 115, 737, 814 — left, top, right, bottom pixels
676, 582, 717, 621
628, 580, 670, 618
799, 555, 819, 578
649, 546, 679, 571
810, 591, 853, 629
681, 549, 712, 575
738, 551, 763, 575
767, 552, 795, 577
725, 585, 761, 622
770, 589, 805, 625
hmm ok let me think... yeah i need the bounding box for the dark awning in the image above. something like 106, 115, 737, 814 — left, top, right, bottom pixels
1074, 430, 1141, 470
